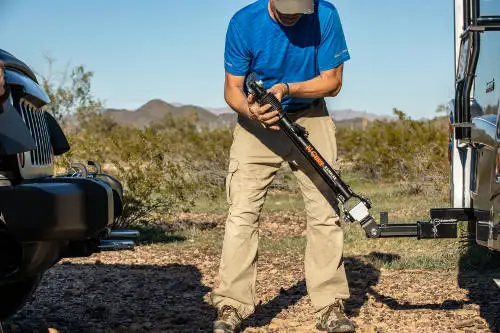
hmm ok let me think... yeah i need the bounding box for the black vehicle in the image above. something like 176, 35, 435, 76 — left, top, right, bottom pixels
0, 49, 137, 322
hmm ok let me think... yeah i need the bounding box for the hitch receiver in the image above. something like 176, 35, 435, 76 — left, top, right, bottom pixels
375, 208, 490, 239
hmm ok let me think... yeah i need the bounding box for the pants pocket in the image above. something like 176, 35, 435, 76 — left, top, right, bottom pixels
226, 160, 239, 205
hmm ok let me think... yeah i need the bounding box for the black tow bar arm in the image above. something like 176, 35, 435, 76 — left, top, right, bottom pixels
246, 74, 381, 238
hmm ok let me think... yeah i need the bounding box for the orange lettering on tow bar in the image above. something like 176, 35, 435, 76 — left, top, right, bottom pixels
305, 145, 325, 167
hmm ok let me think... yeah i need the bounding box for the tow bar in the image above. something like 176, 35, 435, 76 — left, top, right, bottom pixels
246, 73, 489, 240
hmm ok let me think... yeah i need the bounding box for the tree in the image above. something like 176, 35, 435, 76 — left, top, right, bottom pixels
44, 61, 198, 226
393, 107, 410, 121
40, 57, 102, 124
435, 103, 450, 115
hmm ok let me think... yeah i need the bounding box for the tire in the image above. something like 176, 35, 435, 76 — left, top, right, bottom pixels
0, 274, 42, 320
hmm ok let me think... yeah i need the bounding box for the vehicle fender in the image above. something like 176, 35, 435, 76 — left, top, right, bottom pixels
44, 112, 70, 155
0, 92, 36, 156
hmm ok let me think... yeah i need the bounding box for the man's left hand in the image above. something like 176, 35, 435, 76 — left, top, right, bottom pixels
268, 83, 288, 102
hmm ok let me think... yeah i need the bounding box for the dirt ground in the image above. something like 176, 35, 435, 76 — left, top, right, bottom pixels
4, 214, 500, 333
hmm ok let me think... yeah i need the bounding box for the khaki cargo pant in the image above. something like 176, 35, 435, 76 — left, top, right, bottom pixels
210, 100, 350, 318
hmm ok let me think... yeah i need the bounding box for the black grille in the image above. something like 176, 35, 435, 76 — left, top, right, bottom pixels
17, 100, 52, 166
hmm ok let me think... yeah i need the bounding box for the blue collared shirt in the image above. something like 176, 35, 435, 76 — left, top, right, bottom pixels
224, 0, 350, 110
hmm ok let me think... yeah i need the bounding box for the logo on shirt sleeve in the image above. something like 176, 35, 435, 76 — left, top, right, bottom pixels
335, 49, 348, 58
225, 60, 233, 67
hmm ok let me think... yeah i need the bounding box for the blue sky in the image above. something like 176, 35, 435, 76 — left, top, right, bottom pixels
2, 0, 455, 118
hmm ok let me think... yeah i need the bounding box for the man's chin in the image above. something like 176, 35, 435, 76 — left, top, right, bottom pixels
279, 19, 301, 26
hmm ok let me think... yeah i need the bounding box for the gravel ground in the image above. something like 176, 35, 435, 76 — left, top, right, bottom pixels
3, 214, 500, 333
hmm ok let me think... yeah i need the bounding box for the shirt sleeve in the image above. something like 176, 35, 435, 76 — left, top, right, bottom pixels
224, 18, 251, 76
318, 7, 350, 72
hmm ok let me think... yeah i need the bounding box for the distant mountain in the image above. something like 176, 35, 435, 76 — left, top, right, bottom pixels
206, 107, 233, 115
104, 99, 218, 128
103, 100, 392, 129
330, 109, 393, 122
335, 117, 368, 129
215, 112, 237, 128
205, 107, 392, 122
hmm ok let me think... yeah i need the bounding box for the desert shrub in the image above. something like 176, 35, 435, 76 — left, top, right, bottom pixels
336, 109, 449, 185
46, 63, 451, 225
45, 64, 233, 226
57, 114, 233, 226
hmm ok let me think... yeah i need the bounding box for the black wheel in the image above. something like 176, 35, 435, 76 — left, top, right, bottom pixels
0, 274, 42, 320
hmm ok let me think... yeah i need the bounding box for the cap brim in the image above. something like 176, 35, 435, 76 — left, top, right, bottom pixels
274, 0, 315, 14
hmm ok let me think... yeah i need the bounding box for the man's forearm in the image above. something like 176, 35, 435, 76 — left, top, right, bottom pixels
288, 66, 343, 99
224, 74, 280, 129
224, 85, 249, 116
289, 75, 341, 98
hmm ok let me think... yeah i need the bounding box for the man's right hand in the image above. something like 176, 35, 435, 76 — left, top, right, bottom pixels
246, 94, 280, 130
0, 61, 5, 99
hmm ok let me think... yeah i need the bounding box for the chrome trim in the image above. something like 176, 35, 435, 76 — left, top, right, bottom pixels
40, 112, 52, 165
32, 104, 41, 164
22, 102, 36, 164
475, 115, 496, 127
108, 230, 140, 239
99, 240, 135, 251
15, 99, 54, 179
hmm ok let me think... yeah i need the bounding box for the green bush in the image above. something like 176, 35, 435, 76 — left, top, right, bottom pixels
57, 114, 233, 226
42, 64, 237, 226
336, 109, 449, 184
58, 108, 450, 225
45, 64, 451, 225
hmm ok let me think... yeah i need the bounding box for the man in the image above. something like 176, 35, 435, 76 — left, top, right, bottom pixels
211, 0, 354, 332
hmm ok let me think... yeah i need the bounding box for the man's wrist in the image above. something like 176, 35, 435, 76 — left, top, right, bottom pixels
243, 101, 256, 120
283, 83, 290, 97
